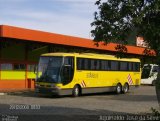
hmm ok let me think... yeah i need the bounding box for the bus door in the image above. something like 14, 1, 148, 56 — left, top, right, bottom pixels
60, 57, 74, 87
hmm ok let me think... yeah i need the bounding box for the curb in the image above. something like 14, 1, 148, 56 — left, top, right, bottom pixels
0, 91, 34, 96
0, 89, 35, 95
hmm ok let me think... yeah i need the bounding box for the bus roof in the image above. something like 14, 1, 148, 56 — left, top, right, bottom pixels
41, 53, 140, 62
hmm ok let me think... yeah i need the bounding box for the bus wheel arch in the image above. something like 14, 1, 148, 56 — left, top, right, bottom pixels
72, 84, 82, 97
116, 83, 122, 94
123, 83, 129, 94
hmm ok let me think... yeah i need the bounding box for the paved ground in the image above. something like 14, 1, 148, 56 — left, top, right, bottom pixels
0, 86, 159, 121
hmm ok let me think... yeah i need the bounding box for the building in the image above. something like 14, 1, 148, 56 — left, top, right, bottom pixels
0, 25, 155, 91
136, 37, 148, 47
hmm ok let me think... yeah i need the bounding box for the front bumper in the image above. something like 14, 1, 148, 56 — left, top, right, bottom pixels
35, 87, 60, 95
35, 87, 72, 96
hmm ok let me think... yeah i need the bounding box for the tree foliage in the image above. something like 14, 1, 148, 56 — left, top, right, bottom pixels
91, 0, 160, 106
91, 0, 160, 61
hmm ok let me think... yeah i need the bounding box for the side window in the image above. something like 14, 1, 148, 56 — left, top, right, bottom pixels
1, 63, 13, 70
91, 59, 95, 70
111, 61, 119, 71
64, 57, 74, 68
136, 63, 140, 71
62, 57, 74, 84
128, 62, 132, 71
84, 59, 89, 70
101, 60, 107, 70
152, 66, 159, 72
133, 63, 140, 71
108, 61, 111, 70
120, 62, 128, 71
96, 60, 100, 70
90, 59, 100, 70
77, 58, 90, 70
101, 60, 110, 70
87, 59, 91, 70
77, 58, 83, 70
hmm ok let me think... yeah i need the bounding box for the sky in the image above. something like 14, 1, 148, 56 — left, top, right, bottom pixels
0, 0, 97, 39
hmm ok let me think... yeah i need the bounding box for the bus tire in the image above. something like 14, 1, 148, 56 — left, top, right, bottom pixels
116, 83, 122, 94
72, 85, 81, 97
123, 83, 129, 94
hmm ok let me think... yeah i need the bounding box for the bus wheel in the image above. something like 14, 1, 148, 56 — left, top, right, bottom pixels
116, 83, 122, 94
72, 85, 80, 97
123, 83, 129, 94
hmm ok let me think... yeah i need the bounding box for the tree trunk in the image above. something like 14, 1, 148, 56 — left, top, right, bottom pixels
156, 67, 160, 106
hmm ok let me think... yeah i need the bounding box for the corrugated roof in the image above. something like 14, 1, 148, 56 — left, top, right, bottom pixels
0, 25, 156, 56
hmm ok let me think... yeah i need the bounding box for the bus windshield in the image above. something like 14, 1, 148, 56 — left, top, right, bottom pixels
36, 56, 63, 83
152, 66, 159, 72
141, 65, 151, 79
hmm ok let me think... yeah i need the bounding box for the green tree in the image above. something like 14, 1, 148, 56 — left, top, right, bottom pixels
91, 0, 160, 104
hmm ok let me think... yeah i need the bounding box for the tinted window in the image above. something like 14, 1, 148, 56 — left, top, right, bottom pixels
133, 63, 140, 71
62, 57, 74, 83
152, 66, 159, 72
101, 60, 110, 70
90, 59, 95, 70
77, 58, 83, 70
64, 57, 74, 67
120, 62, 128, 71
128, 62, 132, 71
90, 59, 100, 70
111, 61, 119, 71
77, 58, 90, 70
84, 59, 89, 70
141, 65, 151, 79
77, 57, 140, 72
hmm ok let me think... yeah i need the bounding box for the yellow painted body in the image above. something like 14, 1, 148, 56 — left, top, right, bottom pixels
36, 53, 141, 90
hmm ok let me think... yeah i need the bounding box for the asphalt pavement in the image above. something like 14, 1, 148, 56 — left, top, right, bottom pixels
0, 85, 159, 121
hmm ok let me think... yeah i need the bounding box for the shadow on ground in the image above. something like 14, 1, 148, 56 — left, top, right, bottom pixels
6, 90, 116, 98
6, 90, 158, 102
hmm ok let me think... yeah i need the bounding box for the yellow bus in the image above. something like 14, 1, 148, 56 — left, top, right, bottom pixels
35, 53, 141, 97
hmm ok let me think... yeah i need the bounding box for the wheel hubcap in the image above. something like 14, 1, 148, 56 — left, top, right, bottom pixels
124, 87, 128, 92
117, 86, 121, 93
75, 88, 79, 96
